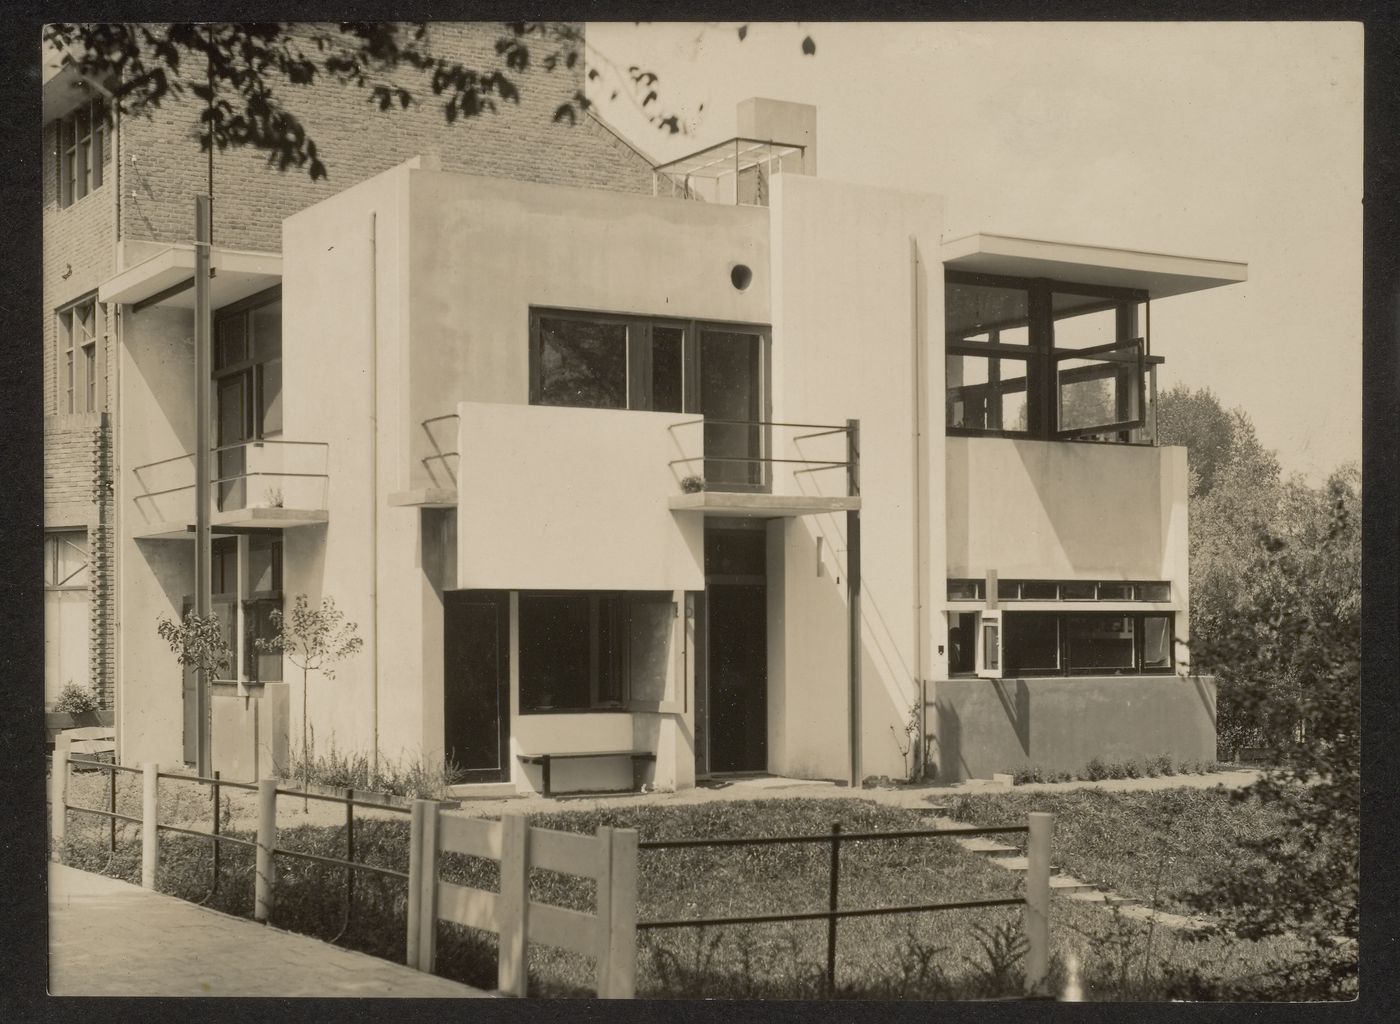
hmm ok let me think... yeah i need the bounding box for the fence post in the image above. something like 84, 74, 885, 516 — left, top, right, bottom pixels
415, 800, 440, 973
826, 821, 842, 996
141, 763, 159, 889
498, 814, 529, 997
594, 826, 615, 996
1024, 811, 1054, 996
603, 827, 639, 999
255, 778, 277, 922
50, 741, 69, 863
407, 799, 424, 968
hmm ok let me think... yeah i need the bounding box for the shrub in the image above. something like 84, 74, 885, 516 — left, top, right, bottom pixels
1124, 758, 1143, 779
1151, 753, 1177, 776
1107, 761, 1129, 780
52, 682, 100, 714
1082, 757, 1109, 781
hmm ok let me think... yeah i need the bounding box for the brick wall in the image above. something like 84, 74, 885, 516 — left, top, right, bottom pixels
119, 22, 655, 251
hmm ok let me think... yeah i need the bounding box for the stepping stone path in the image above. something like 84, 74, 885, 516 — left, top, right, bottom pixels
921, 811, 1213, 933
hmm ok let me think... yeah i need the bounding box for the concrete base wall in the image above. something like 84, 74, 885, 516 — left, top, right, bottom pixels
210, 683, 290, 783
930, 675, 1216, 783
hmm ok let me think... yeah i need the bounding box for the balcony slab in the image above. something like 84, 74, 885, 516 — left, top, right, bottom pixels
668, 492, 860, 518
131, 506, 328, 540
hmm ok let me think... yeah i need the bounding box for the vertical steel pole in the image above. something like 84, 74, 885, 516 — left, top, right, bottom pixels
194, 196, 213, 778
847, 420, 862, 789
211, 769, 221, 894
826, 822, 842, 996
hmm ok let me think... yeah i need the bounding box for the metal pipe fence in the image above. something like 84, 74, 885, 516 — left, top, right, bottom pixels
635, 815, 1054, 997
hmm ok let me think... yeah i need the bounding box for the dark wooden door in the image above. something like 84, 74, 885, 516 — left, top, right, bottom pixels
706, 583, 768, 773
443, 590, 511, 782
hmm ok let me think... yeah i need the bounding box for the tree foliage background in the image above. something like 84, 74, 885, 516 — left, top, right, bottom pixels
1158, 383, 1359, 998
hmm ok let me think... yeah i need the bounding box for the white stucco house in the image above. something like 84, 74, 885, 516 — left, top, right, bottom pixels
104, 98, 1245, 793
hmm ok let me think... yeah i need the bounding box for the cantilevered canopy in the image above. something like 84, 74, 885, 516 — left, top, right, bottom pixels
99, 245, 283, 310
940, 233, 1247, 299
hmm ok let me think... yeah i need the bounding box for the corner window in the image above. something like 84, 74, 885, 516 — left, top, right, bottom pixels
949, 579, 1171, 603
58, 297, 100, 414
1002, 611, 1175, 676
519, 590, 676, 713
945, 272, 1152, 443
57, 99, 106, 208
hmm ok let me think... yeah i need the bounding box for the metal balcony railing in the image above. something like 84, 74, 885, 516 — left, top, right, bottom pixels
131, 439, 329, 526
666, 417, 859, 498
420, 414, 460, 489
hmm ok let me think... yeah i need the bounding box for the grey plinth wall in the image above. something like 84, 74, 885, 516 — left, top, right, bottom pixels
929, 675, 1217, 783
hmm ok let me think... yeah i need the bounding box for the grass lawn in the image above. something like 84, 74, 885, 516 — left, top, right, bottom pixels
944, 787, 1288, 919
55, 769, 1303, 1000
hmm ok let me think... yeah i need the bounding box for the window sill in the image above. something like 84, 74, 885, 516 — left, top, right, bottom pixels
519, 707, 632, 716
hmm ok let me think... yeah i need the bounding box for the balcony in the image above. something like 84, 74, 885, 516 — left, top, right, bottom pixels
653, 137, 807, 207
665, 417, 861, 518
130, 440, 329, 539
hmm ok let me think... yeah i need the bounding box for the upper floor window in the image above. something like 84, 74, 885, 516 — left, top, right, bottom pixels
945, 271, 1155, 443
58, 296, 100, 414
57, 99, 106, 208
528, 309, 771, 490
214, 289, 282, 510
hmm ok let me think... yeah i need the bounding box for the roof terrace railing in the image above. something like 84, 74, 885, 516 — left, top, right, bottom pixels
653, 137, 807, 206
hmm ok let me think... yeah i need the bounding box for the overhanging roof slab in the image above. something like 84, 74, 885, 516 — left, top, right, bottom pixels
940, 233, 1247, 299
99, 245, 283, 309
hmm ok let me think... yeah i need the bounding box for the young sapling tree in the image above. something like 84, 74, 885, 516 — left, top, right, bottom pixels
255, 595, 364, 809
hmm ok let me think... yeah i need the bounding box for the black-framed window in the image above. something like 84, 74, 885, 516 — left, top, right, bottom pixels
998, 611, 1174, 676
56, 99, 106, 208
204, 534, 283, 684
945, 271, 1153, 442
519, 590, 676, 713
949, 579, 1171, 603
528, 308, 771, 491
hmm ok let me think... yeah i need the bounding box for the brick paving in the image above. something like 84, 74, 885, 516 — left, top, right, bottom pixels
48, 863, 493, 997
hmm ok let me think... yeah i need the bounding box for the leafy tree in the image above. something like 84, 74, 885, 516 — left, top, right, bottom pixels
1156, 384, 1236, 495
156, 609, 232, 681
44, 22, 818, 181
1184, 471, 1359, 999
255, 594, 363, 805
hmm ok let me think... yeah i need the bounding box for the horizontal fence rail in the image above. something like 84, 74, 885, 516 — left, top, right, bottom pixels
635, 815, 1053, 997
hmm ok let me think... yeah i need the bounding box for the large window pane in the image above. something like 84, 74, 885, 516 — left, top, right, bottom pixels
519, 594, 592, 711
701, 330, 763, 487
1006, 613, 1060, 675
946, 281, 1030, 341
1143, 615, 1173, 670
651, 326, 684, 412
626, 597, 675, 704
948, 612, 977, 674
946, 352, 1029, 432
537, 318, 627, 409
1066, 615, 1136, 672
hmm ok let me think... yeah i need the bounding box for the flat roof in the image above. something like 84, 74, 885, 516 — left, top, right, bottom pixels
99, 245, 282, 310
940, 233, 1247, 299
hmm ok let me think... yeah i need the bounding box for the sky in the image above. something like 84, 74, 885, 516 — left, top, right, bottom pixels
585, 21, 1363, 484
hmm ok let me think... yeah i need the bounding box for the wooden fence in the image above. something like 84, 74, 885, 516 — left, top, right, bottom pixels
405, 799, 639, 998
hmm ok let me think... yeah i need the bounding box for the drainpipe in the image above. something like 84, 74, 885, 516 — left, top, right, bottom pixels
193, 196, 213, 777
910, 238, 928, 780
369, 211, 380, 776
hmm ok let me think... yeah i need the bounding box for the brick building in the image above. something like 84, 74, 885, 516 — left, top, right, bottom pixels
41, 23, 654, 709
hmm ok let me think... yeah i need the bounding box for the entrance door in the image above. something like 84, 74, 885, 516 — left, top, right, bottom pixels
701, 524, 768, 774
706, 584, 768, 772
443, 590, 511, 782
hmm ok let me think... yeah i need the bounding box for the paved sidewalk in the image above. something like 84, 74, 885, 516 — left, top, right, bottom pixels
48, 864, 493, 997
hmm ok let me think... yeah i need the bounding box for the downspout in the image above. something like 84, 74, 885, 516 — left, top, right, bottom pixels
911, 237, 928, 779
369, 211, 380, 777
